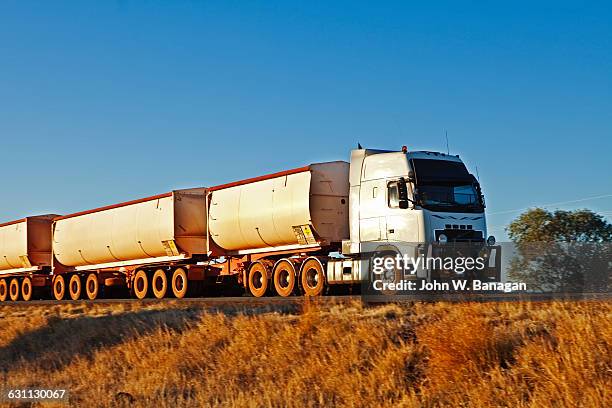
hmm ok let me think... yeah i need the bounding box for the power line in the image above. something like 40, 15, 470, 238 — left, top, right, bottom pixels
488, 194, 612, 216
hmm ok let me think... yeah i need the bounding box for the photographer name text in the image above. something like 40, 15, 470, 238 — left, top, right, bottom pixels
373, 279, 527, 293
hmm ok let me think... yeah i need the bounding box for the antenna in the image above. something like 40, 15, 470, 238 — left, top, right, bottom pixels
445, 130, 449, 155
475, 165, 480, 181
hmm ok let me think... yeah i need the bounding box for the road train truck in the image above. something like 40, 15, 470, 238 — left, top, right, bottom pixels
0, 146, 499, 301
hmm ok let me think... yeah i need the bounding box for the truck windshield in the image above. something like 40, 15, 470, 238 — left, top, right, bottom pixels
418, 184, 481, 209
410, 158, 484, 213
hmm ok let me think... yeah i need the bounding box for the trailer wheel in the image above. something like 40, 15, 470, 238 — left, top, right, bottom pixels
0, 279, 7, 302
152, 269, 168, 299
53, 275, 66, 300
68, 274, 82, 300
85, 273, 99, 300
301, 258, 325, 297
273, 260, 296, 297
171, 268, 188, 299
133, 270, 149, 299
248, 262, 269, 297
21, 277, 33, 301
9, 278, 20, 301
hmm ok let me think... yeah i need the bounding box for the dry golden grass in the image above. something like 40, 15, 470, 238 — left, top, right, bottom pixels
0, 300, 609, 407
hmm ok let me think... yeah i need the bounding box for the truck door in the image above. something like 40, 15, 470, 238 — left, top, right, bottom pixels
385, 179, 420, 242
359, 179, 387, 241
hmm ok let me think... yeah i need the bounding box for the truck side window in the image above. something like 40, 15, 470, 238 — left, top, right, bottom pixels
388, 182, 399, 208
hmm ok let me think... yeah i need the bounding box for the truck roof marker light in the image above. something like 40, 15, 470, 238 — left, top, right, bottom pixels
401, 145, 408, 153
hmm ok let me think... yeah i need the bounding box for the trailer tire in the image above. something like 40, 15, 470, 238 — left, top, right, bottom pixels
53, 275, 66, 300
133, 270, 149, 300
21, 277, 33, 301
273, 260, 296, 297
152, 269, 168, 299
68, 274, 82, 300
85, 273, 99, 300
248, 262, 269, 297
171, 268, 188, 299
300, 258, 325, 297
0, 279, 7, 302
9, 278, 20, 301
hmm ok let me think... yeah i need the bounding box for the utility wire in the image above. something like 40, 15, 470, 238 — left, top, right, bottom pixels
488, 194, 612, 216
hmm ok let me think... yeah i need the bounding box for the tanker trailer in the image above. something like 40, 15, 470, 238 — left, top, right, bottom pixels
51, 188, 207, 301
207, 161, 350, 297
0, 215, 58, 302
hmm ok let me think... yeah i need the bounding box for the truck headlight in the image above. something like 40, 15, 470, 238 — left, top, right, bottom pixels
438, 234, 448, 244
487, 235, 496, 246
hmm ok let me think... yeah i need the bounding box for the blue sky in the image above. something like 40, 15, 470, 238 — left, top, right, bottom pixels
1, 1, 611, 238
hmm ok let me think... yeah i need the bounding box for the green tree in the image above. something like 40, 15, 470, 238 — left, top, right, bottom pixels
507, 209, 611, 292
508, 208, 612, 243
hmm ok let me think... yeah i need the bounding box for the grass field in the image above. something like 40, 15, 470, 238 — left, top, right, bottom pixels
0, 299, 609, 407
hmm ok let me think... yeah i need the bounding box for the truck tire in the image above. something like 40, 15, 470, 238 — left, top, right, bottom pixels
85, 273, 99, 300
69, 274, 82, 300
9, 278, 20, 301
53, 275, 66, 300
152, 269, 168, 299
133, 270, 149, 299
21, 277, 33, 301
300, 258, 325, 297
248, 262, 269, 297
273, 259, 296, 297
171, 268, 188, 299
372, 249, 403, 296
0, 279, 7, 302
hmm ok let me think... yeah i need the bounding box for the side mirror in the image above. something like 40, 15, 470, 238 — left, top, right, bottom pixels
398, 177, 409, 209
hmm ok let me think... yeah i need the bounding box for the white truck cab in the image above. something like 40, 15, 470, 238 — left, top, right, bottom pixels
327, 147, 498, 285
